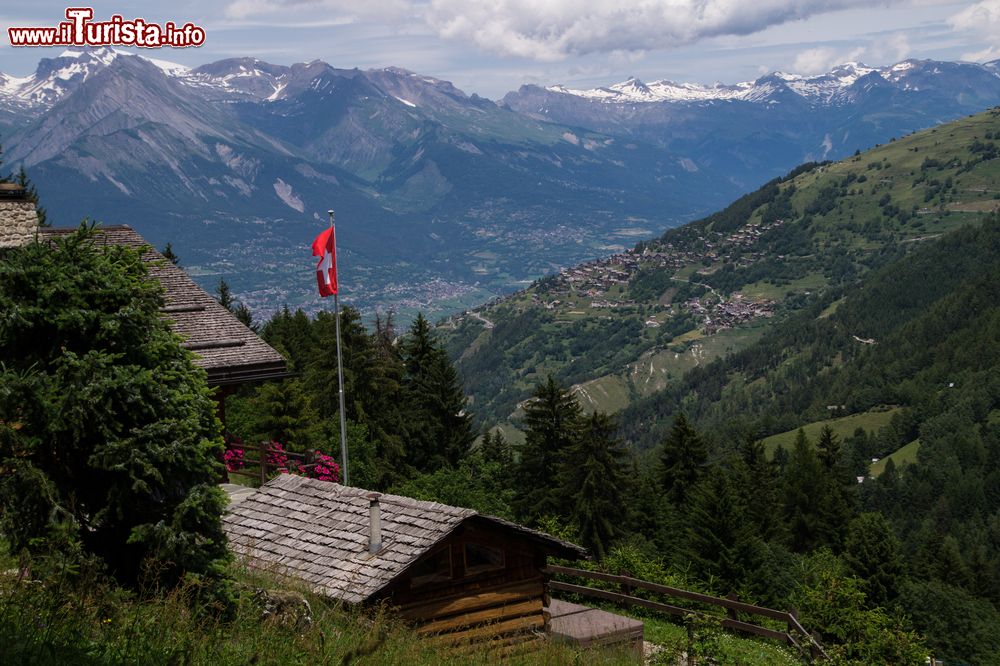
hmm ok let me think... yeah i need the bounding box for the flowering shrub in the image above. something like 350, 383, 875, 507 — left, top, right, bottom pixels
223, 448, 245, 473
222, 437, 341, 483
265, 441, 290, 474
307, 451, 341, 483
223, 433, 246, 472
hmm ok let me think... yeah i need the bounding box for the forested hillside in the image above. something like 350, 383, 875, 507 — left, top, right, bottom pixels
221, 114, 1000, 661
444, 107, 1000, 436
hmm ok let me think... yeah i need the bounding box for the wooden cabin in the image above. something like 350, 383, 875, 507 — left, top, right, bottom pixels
223, 475, 588, 649
38, 225, 289, 417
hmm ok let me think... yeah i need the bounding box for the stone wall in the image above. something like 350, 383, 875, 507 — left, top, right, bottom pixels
0, 200, 39, 248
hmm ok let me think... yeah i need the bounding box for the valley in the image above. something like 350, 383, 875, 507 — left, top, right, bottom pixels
443, 108, 1000, 441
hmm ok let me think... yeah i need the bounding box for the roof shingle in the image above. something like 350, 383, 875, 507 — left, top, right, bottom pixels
223, 475, 587, 603
41, 225, 287, 385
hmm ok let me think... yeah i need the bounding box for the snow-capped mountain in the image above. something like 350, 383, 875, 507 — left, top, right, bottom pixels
502, 57, 1000, 193
534, 60, 1000, 106
0, 49, 735, 319
2, 50, 1000, 318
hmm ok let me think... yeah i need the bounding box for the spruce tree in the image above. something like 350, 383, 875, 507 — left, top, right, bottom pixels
515, 376, 581, 522
556, 412, 630, 559
783, 429, 825, 552
685, 469, 756, 592
216, 277, 234, 310
659, 412, 708, 507
161, 242, 180, 265
844, 512, 905, 608
0, 226, 230, 593
816, 425, 856, 550
400, 313, 474, 472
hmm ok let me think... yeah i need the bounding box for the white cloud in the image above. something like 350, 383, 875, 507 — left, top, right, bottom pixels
225, 0, 901, 61
788, 31, 911, 75
949, 0, 1000, 62
949, 0, 1000, 32
792, 45, 865, 74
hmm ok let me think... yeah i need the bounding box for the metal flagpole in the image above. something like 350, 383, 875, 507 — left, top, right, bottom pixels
329, 209, 349, 486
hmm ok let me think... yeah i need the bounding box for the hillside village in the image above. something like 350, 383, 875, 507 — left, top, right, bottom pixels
455, 218, 783, 338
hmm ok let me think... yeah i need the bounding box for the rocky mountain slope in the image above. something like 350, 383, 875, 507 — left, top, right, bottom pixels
3, 49, 1000, 320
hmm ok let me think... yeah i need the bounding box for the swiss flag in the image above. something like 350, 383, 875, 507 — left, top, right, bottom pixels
312, 226, 338, 297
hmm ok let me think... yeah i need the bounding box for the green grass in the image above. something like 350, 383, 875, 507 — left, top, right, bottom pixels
0, 561, 643, 666
870, 439, 921, 477
763, 408, 902, 457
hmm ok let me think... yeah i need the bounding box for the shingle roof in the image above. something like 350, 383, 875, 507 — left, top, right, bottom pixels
40, 225, 288, 386
223, 475, 587, 604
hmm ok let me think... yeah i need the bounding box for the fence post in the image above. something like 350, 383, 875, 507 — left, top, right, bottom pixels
260, 441, 268, 486
726, 591, 739, 622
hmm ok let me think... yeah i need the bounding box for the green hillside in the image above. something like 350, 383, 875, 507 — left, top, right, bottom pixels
444, 107, 1000, 432
761, 408, 902, 457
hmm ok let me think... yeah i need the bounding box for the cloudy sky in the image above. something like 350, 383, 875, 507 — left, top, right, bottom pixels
2, 1, 998, 97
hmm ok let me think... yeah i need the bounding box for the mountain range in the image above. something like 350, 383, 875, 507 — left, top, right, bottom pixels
2, 48, 1000, 320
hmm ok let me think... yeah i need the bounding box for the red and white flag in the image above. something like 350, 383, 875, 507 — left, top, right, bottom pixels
312, 226, 338, 297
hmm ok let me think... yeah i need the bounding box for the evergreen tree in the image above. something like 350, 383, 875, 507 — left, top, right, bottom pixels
0, 226, 230, 594
400, 313, 474, 472
783, 429, 825, 552
844, 512, 905, 608
161, 242, 180, 265
13, 164, 47, 227
736, 433, 783, 542
816, 425, 857, 550
514, 377, 581, 522
556, 412, 630, 559
216, 277, 234, 310
254, 379, 315, 451
685, 468, 757, 592
481, 429, 513, 467
659, 413, 707, 507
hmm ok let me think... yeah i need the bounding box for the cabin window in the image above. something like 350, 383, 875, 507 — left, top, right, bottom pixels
410, 547, 452, 586
464, 542, 505, 575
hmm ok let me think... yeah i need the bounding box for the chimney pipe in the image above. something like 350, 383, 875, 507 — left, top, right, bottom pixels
367, 493, 381, 554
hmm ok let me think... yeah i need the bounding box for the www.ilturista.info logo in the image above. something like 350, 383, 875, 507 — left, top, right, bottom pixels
7, 8, 205, 48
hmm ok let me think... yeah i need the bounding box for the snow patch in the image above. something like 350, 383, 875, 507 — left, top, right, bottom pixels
394, 96, 417, 108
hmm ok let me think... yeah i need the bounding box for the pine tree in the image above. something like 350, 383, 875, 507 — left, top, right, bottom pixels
514, 376, 582, 522
736, 432, 783, 542
659, 412, 708, 507
685, 469, 757, 592
216, 277, 234, 310
481, 429, 513, 467
556, 412, 630, 559
0, 225, 230, 594
255, 379, 315, 451
161, 242, 180, 265
13, 165, 47, 227
783, 429, 825, 552
816, 425, 856, 550
400, 313, 474, 472
844, 512, 905, 608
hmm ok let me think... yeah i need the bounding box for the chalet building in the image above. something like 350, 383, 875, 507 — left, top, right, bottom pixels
223, 475, 590, 650
0, 183, 288, 417
39, 225, 288, 402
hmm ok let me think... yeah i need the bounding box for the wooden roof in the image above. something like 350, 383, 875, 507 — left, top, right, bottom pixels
223, 475, 587, 604
41, 225, 288, 386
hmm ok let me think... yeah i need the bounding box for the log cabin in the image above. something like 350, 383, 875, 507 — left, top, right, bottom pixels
223, 474, 588, 650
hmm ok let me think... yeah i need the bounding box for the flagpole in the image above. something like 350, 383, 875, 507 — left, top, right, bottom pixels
329, 209, 350, 486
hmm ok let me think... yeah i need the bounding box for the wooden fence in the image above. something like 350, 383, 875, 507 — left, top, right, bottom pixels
223, 441, 319, 486
543, 564, 827, 661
